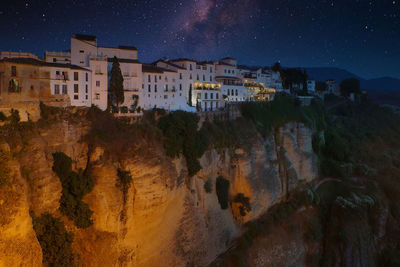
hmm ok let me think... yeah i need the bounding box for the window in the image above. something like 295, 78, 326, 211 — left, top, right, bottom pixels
85, 84, 88, 93
216, 93, 219, 99
155, 84, 157, 92
74, 72, 78, 81
210, 93, 213, 99
196, 74, 199, 81
197, 93, 201, 99
189, 64, 192, 71
95, 93, 100, 100
79, 50, 84, 53
74, 84, 79, 93
190, 74, 192, 80
179, 73, 182, 79
30, 85, 34, 90
204, 93, 208, 99
165, 84, 168, 91
74, 95, 79, 100
224, 69, 227, 73
53, 58, 56, 62
210, 67, 213, 73
85, 73, 88, 81
235, 89, 238, 96
80, 61, 84, 64
155, 75, 157, 82
227, 90, 230, 96
62, 85, 67, 94
231, 89, 234, 95
179, 84, 182, 90
96, 81, 100, 87
85, 95, 88, 100
164, 95, 168, 99
210, 76, 212, 81
56, 71, 60, 75
54, 84, 60, 94
148, 84, 151, 92
148, 75, 151, 82
8, 79, 19, 92
11, 66, 16, 76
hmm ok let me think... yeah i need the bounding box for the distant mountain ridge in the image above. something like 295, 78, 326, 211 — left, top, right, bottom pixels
303, 67, 400, 106
304, 67, 400, 91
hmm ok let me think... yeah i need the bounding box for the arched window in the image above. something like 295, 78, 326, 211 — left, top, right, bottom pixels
8, 79, 19, 92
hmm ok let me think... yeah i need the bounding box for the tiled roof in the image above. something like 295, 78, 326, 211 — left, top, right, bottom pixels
72, 34, 97, 41
0, 57, 89, 71
215, 76, 242, 80
170, 58, 197, 63
142, 64, 177, 73
107, 58, 140, 64
118, 45, 138, 51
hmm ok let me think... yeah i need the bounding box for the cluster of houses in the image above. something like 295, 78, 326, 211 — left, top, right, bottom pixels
0, 34, 340, 120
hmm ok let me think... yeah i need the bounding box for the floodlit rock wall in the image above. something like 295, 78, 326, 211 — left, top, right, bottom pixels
0, 117, 317, 266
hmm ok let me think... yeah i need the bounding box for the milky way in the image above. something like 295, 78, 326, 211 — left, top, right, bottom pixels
0, 0, 399, 79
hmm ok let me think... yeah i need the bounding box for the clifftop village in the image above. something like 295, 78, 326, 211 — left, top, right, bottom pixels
0, 34, 347, 121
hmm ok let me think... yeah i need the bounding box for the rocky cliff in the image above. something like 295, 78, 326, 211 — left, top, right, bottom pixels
0, 110, 318, 267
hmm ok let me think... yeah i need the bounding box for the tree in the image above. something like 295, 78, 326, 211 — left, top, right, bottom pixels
272, 62, 281, 72
316, 81, 327, 92
109, 56, 124, 108
340, 78, 361, 97
188, 86, 193, 106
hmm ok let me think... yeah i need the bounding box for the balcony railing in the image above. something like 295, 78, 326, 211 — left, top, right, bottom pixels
123, 73, 138, 77
195, 86, 221, 91
55, 74, 69, 81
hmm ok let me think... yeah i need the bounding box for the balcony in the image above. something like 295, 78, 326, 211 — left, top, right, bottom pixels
55, 74, 69, 81
123, 73, 138, 78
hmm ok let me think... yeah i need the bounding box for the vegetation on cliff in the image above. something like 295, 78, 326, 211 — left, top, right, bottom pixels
216, 176, 230, 209
52, 152, 94, 228
31, 212, 75, 267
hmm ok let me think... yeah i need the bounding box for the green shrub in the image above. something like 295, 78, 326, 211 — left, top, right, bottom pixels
31, 212, 74, 267
0, 111, 6, 121
158, 111, 209, 176
9, 109, 20, 124
216, 176, 230, 209
204, 178, 213, 193
234, 193, 252, 216
52, 152, 94, 228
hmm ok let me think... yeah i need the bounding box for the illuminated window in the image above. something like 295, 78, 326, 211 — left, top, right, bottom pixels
8, 79, 19, 92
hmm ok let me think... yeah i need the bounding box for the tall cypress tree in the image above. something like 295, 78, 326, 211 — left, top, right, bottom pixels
109, 56, 124, 108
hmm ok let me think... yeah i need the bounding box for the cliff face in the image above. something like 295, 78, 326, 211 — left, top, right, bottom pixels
0, 117, 317, 267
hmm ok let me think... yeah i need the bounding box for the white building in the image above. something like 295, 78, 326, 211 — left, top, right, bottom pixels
326, 79, 340, 95
307, 80, 316, 94
215, 58, 246, 102
45, 34, 142, 111
141, 64, 188, 111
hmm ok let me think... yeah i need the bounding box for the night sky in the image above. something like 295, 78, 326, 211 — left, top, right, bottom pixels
1, 0, 399, 79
